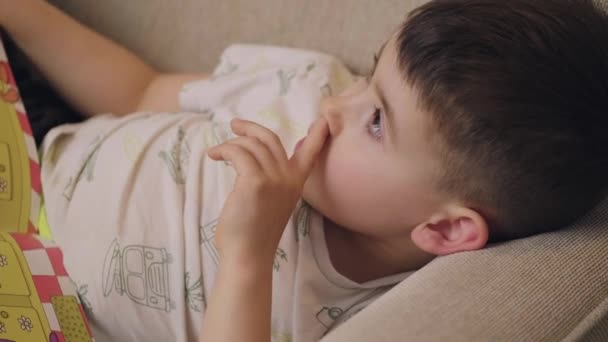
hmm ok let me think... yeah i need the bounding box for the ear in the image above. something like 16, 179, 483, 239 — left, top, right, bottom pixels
410, 205, 489, 256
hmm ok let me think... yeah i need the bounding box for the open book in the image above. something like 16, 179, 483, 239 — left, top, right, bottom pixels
0, 35, 41, 235
0, 35, 94, 341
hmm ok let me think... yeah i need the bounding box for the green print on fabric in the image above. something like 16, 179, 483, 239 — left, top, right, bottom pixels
277, 69, 296, 96
44, 134, 70, 169
296, 61, 317, 81
200, 219, 220, 266
184, 272, 205, 312
306, 62, 316, 73
84, 148, 100, 182
294, 201, 311, 242
316, 287, 389, 336
62, 134, 104, 200
256, 103, 307, 138
201, 123, 233, 167
316, 306, 344, 330
61, 176, 73, 201
273, 248, 287, 272
101, 239, 175, 312
271, 329, 293, 342
122, 132, 144, 163
199, 108, 215, 121
159, 126, 191, 184
212, 56, 238, 79
82, 135, 104, 182
77, 284, 93, 314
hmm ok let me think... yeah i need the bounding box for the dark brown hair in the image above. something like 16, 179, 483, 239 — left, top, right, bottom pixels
397, 0, 608, 242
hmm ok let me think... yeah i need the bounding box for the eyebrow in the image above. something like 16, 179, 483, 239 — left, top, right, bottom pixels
370, 41, 387, 76
370, 41, 398, 145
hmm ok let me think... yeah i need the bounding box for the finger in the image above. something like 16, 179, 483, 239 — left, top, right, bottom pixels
230, 118, 288, 162
290, 117, 329, 175
225, 136, 281, 176
208, 143, 262, 176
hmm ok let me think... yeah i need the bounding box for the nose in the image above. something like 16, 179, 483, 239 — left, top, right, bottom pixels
319, 78, 367, 135
319, 95, 354, 136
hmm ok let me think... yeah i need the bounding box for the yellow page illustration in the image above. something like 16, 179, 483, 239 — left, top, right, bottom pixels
0, 41, 32, 233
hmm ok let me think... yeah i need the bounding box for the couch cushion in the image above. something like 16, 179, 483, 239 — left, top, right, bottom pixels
323, 196, 608, 341
49, 0, 428, 75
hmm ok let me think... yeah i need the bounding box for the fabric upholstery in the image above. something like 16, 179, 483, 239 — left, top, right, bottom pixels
47, 0, 608, 340
49, 0, 428, 75
325, 196, 608, 341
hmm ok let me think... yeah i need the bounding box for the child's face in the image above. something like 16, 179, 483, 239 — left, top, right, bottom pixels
302, 36, 446, 240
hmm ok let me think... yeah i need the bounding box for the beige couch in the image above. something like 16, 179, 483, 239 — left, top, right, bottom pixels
49, 0, 608, 341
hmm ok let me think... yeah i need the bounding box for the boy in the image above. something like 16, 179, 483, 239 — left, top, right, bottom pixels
3, 0, 608, 341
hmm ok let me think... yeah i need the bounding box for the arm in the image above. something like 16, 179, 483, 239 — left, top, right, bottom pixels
0, 0, 207, 116
201, 254, 274, 341
202, 118, 329, 341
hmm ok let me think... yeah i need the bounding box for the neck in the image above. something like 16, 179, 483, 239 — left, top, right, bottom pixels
323, 217, 436, 283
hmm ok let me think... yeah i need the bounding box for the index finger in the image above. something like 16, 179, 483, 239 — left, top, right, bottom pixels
289, 117, 329, 175
230, 118, 288, 162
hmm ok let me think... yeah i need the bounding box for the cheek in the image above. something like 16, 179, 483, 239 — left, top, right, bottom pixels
319, 151, 409, 231
305, 137, 440, 234
321, 143, 391, 209
326, 154, 375, 193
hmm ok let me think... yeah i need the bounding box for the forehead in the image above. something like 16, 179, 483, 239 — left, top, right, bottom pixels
374, 33, 437, 159
375, 35, 417, 121
375, 34, 398, 72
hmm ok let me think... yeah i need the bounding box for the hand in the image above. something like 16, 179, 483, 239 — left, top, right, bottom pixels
207, 117, 329, 265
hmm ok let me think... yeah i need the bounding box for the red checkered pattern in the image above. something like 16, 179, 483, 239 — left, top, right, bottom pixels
10, 233, 93, 341
0, 38, 41, 234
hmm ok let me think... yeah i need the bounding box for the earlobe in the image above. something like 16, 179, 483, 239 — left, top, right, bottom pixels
411, 207, 489, 256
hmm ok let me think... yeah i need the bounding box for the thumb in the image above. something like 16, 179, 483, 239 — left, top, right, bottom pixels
290, 117, 329, 175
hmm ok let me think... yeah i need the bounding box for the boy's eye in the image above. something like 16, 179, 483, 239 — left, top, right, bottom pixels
368, 107, 383, 140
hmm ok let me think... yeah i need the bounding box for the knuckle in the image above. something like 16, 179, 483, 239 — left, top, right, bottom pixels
242, 136, 263, 146
255, 128, 281, 146
228, 143, 244, 154
266, 131, 282, 146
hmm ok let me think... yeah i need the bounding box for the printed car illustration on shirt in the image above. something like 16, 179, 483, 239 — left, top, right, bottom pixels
102, 239, 174, 312
200, 219, 220, 266
316, 287, 390, 337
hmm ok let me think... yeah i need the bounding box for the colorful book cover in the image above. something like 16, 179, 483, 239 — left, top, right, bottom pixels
0, 232, 93, 342
0, 35, 94, 342
0, 34, 41, 234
